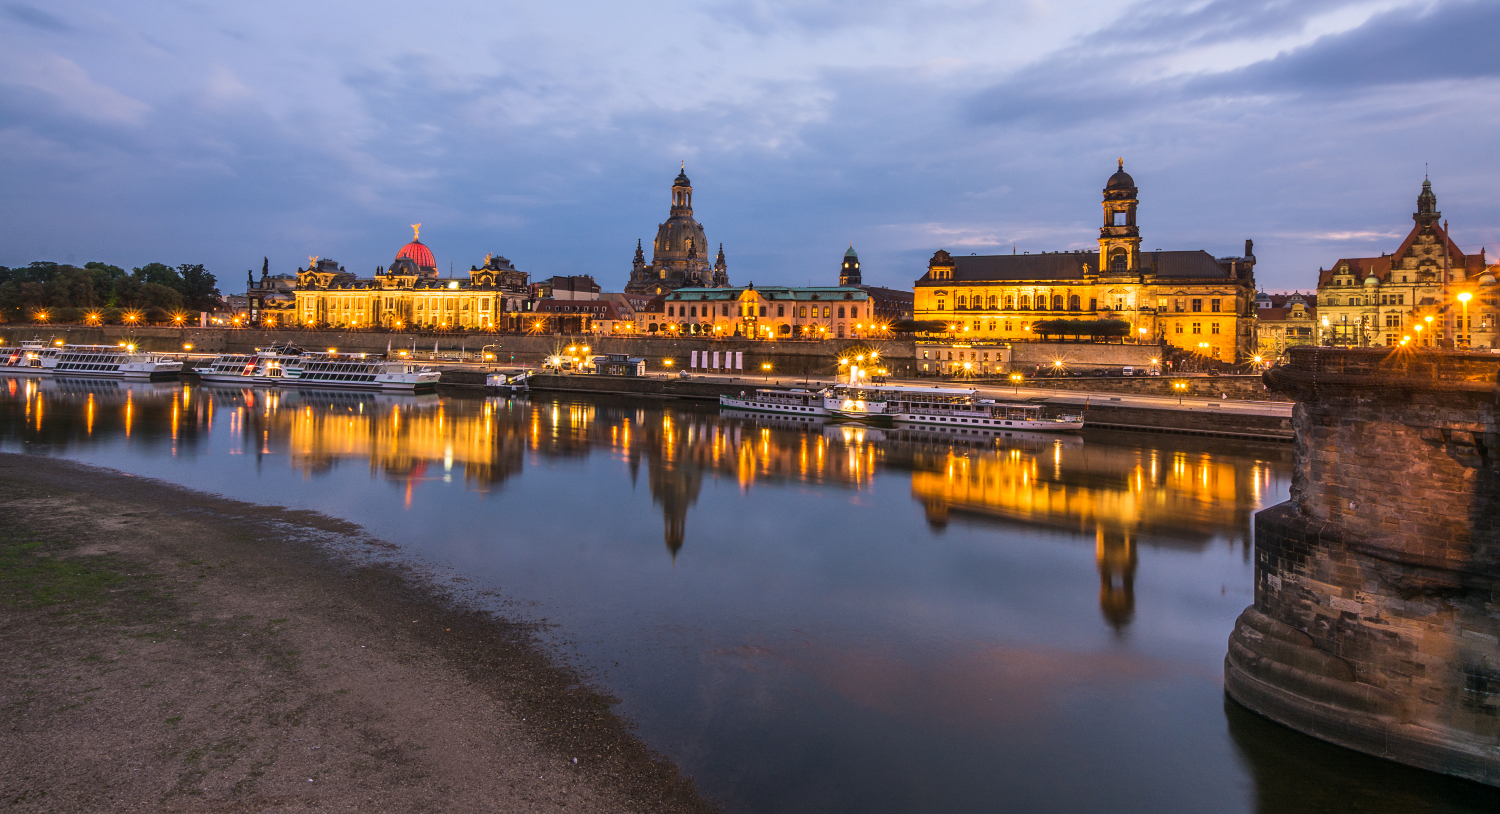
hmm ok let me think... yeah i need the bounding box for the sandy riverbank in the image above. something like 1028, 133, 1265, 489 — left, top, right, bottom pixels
0, 454, 716, 813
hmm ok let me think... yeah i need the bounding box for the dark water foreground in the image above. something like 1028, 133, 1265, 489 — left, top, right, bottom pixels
2, 375, 1496, 814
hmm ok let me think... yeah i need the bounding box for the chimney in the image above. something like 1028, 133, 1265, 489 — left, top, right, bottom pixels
1245, 239, 1254, 259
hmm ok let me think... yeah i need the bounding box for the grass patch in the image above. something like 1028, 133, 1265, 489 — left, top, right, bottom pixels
0, 536, 121, 609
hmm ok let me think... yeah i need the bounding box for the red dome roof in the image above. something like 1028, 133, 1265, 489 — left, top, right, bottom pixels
396, 239, 435, 269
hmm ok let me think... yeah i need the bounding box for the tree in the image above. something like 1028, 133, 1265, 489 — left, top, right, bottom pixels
112, 275, 146, 309
85, 262, 126, 305
176, 264, 220, 311
132, 262, 183, 290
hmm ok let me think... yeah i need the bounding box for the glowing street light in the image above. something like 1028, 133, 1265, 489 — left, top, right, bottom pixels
1458, 291, 1473, 348
1009, 372, 1023, 393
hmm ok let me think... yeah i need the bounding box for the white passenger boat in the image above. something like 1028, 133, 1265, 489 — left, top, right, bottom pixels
824, 383, 1084, 432
719, 387, 829, 416
281, 353, 440, 392
52, 344, 183, 380
0, 340, 60, 372
192, 345, 300, 383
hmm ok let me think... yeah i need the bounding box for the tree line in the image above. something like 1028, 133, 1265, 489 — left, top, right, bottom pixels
0, 261, 222, 324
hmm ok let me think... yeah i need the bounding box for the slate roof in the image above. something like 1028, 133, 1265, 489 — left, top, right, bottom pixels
927, 250, 1232, 284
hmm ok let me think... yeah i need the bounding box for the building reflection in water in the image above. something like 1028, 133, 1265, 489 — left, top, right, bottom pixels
0, 378, 1286, 628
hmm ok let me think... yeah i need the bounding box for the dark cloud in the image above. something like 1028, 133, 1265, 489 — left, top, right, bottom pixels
4, 3, 70, 32
1201, 1, 1500, 93
967, 1, 1500, 127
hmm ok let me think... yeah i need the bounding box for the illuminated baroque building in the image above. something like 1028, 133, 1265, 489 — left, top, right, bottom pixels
1314, 179, 1497, 348
292, 225, 531, 329
912, 161, 1258, 362
624, 167, 731, 296
644, 284, 873, 338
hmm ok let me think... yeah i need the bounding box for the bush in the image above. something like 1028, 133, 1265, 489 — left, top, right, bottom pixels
1031, 318, 1131, 338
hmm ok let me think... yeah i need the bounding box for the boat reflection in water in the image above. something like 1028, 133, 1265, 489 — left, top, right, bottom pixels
0, 376, 1283, 633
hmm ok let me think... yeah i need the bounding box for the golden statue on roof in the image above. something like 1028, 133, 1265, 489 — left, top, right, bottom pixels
411, 223, 421, 241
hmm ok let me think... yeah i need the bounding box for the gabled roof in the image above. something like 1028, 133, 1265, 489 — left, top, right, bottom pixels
1317, 220, 1486, 288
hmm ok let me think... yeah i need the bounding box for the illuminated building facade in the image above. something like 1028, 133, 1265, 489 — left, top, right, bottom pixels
1313, 179, 1497, 348
647, 284, 874, 338
912, 161, 1258, 362
293, 226, 531, 330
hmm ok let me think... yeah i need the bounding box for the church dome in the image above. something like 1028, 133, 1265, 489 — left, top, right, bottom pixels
845, 244, 859, 259
1106, 159, 1135, 192
674, 168, 691, 187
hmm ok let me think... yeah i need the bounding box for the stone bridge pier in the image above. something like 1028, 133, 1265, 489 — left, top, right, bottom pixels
1226, 347, 1500, 785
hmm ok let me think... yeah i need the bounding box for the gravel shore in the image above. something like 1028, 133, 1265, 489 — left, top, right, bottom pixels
0, 453, 717, 813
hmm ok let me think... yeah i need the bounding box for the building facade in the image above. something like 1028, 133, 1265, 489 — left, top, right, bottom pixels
293, 227, 531, 330
1254, 292, 1316, 362
911, 161, 1258, 362
1314, 180, 1496, 348
643, 284, 872, 339
624, 167, 730, 296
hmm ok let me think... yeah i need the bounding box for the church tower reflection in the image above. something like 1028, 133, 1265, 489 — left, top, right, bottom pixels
1096, 527, 1137, 633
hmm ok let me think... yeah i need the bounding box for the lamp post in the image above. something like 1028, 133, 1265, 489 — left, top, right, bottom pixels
1010, 372, 1023, 393
1458, 292, 1472, 349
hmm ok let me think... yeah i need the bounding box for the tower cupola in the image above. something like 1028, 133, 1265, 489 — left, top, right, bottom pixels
1415, 178, 1440, 225
1099, 159, 1142, 273
840, 244, 862, 286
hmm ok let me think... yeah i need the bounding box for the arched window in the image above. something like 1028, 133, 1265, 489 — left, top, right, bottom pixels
1020, 295, 1030, 309
1005, 295, 1014, 309
957, 295, 967, 309
838, 306, 846, 318
1110, 250, 1127, 271
823, 306, 831, 318
1053, 294, 1064, 310
1036, 295, 1047, 311
1068, 294, 1080, 311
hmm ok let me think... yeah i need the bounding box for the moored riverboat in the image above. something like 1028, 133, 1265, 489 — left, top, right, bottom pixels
825, 383, 1084, 432
719, 387, 829, 416
193, 346, 304, 384
52, 344, 182, 380
0, 340, 60, 373
282, 353, 440, 392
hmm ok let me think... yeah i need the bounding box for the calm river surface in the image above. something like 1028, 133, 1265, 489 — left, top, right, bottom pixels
3, 375, 1498, 813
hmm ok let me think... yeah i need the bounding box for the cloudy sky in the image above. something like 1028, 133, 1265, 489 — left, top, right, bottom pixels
1, 0, 1496, 293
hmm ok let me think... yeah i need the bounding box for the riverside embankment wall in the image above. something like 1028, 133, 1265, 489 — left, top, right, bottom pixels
1227, 347, 1500, 786
983, 374, 1289, 402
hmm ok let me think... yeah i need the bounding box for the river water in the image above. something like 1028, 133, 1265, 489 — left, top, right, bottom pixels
2, 375, 1497, 813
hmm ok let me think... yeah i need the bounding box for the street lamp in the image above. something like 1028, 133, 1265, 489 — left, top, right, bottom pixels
1173, 380, 1188, 404
761, 361, 772, 381
1009, 372, 1023, 393
1458, 291, 1472, 348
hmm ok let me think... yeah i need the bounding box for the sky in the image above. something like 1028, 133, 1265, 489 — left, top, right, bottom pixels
1, 0, 1496, 294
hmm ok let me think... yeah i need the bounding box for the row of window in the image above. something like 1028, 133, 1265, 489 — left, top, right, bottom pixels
645, 323, 857, 337
57, 363, 122, 371
302, 373, 378, 382
933, 296, 1224, 313
666, 304, 862, 319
